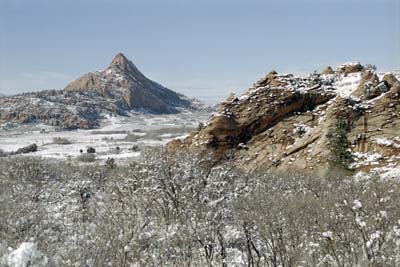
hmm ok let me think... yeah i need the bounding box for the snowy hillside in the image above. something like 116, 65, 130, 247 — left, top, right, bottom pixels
0, 111, 210, 163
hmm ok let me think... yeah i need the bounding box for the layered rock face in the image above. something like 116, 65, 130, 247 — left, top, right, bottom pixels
64, 53, 192, 114
169, 63, 400, 176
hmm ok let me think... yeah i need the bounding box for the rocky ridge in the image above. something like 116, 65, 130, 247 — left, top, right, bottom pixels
64, 53, 194, 114
168, 63, 400, 176
0, 90, 128, 130
0, 53, 204, 130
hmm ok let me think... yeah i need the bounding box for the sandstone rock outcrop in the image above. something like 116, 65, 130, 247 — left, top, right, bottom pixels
336, 62, 364, 75
382, 73, 400, 95
169, 65, 400, 177
351, 70, 386, 100
322, 66, 334, 75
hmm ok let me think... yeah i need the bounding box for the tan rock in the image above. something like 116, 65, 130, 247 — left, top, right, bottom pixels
322, 66, 334, 75
64, 53, 192, 114
352, 70, 381, 99
169, 65, 400, 176
390, 82, 400, 95
256, 71, 287, 87
382, 73, 399, 88
337, 62, 364, 75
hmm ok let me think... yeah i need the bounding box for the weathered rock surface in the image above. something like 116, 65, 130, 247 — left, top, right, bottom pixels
169, 64, 400, 176
322, 66, 334, 75
64, 53, 193, 114
352, 70, 386, 100
336, 62, 364, 75
382, 73, 400, 95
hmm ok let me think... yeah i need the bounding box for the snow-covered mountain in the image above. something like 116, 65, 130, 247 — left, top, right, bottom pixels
0, 53, 205, 129
64, 53, 195, 114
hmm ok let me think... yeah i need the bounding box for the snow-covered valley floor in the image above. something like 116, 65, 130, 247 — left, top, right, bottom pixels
0, 111, 211, 163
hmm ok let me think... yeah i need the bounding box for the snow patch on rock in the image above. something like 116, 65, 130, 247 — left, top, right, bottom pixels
334, 72, 362, 97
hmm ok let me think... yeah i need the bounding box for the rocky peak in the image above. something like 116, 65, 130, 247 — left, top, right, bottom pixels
322, 66, 334, 75
108, 53, 137, 74
64, 53, 195, 114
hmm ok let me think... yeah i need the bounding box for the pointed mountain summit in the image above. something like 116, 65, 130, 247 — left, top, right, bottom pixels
109, 52, 130, 68
108, 52, 138, 73
64, 53, 193, 114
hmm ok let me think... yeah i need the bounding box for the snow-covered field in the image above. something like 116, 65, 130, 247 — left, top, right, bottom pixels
0, 111, 211, 162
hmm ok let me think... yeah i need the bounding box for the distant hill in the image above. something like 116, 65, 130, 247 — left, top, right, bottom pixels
0, 53, 205, 130
64, 53, 194, 114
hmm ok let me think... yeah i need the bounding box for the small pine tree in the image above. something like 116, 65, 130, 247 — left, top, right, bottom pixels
329, 118, 353, 169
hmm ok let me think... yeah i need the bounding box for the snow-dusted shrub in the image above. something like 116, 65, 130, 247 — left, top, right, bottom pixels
1, 152, 400, 266
293, 122, 310, 136
105, 157, 116, 169
86, 146, 96, 154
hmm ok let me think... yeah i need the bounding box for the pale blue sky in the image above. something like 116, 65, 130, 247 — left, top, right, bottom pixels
1, 0, 399, 103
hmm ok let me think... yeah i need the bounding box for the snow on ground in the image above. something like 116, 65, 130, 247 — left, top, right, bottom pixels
2, 242, 47, 267
0, 111, 211, 162
354, 163, 400, 181
351, 152, 383, 169
334, 72, 362, 97
378, 166, 400, 180
375, 137, 400, 148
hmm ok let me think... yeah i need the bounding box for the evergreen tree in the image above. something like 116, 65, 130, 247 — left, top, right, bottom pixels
329, 118, 353, 168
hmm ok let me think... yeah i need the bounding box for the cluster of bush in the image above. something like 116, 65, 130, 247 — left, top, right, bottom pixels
0, 149, 399, 266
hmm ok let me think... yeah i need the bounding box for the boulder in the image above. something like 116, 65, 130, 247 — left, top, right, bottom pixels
382, 73, 399, 88
367, 82, 389, 99
391, 82, 400, 95
255, 70, 287, 88
322, 66, 334, 75
382, 73, 400, 95
352, 70, 381, 99
337, 62, 364, 75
